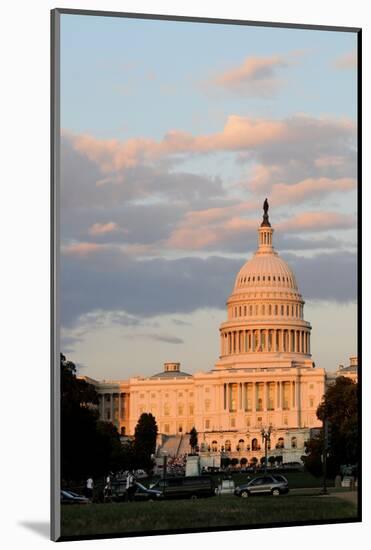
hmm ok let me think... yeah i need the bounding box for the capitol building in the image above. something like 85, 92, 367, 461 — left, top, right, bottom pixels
83, 204, 357, 464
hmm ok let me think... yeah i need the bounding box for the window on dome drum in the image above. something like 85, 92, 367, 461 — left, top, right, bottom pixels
269, 304, 272, 315
286, 305, 289, 316
263, 276, 265, 281
262, 305, 265, 315
281, 305, 284, 315
244, 305, 247, 316
249, 305, 253, 315
275, 305, 278, 315
257, 276, 260, 281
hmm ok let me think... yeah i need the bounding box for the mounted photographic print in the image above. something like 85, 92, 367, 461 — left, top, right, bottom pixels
51, 8, 361, 542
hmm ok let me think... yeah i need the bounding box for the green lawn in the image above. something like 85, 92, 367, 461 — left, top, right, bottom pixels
61, 493, 358, 538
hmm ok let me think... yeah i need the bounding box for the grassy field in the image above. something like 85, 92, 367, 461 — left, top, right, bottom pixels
61, 492, 357, 538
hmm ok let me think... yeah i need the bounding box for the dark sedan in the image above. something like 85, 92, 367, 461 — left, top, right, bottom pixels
61, 490, 91, 504
234, 475, 289, 498
133, 482, 163, 501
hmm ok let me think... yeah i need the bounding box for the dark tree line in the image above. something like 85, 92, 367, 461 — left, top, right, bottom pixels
302, 376, 358, 477
61, 354, 157, 483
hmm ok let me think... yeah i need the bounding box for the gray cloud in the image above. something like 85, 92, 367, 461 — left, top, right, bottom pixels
61, 247, 356, 328
283, 251, 357, 303
147, 334, 184, 344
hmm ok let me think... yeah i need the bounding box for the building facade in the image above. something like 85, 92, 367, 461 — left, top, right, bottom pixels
83, 206, 357, 463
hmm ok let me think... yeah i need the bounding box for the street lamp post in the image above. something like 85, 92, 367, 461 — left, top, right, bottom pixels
161, 451, 168, 479
261, 426, 272, 474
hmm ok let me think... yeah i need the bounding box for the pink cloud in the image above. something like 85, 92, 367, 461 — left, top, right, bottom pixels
62, 242, 105, 256
277, 212, 355, 232
270, 177, 356, 205
334, 50, 357, 70
67, 114, 354, 173
212, 55, 288, 95
88, 222, 120, 236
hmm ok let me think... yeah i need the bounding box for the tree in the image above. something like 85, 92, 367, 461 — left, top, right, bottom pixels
250, 457, 258, 466
303, 377, 358, 477
60, 353, 126, 482
231, 458, 239, 468
221, 457, 231, 468
260, 456, 266, 466
275, 455, 283, 466
133, 413, 158, 472
189, 427, 198, 454
240, 457, 248, 467
268, 456, 276, 467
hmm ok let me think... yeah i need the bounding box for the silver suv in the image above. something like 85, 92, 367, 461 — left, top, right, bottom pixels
234, 475, 289, 497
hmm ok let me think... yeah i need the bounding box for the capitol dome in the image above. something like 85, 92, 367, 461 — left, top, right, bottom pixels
217, 201, 312, 368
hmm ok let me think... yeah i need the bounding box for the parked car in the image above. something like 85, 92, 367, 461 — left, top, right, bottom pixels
61, 490, 90, 505
105, 480, 127, 502
150, 476, 215, 499
133, 482, 163, 501
234, 475, 289, 498
269, 474, 288, 485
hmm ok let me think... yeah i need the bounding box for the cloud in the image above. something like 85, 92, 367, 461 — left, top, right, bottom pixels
211, 55, 289, 97
277, 212, 355, 233
285, 252, 357, 303
269, 177, 356, 205
60, 245, 356, 328
147, 334, 184, 344
62, 242, 106, 256
65, 114, 355, 173
334, 50, 357, 70
88, 222, 120, 235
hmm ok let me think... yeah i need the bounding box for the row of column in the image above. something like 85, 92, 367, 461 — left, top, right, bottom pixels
221, 328, 310, 355
99, 392, 127, 422
223, 381, 298, 412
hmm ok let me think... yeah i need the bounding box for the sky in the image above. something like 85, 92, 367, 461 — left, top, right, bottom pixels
59, 13, 358, 379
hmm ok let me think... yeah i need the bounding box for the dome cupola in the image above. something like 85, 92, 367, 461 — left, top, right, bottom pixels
217, 200, 312, 368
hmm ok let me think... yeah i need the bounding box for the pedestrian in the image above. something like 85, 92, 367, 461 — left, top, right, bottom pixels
86, 476, 94, 500
126, 470, 136, 501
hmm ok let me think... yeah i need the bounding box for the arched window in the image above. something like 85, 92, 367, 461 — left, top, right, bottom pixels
291, 436, 297, 449
225, 440, 231, 452
276, 437, 285, 449
251, 438, 258, 451
237, 438, 245, 451
211, 440, 218, 452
